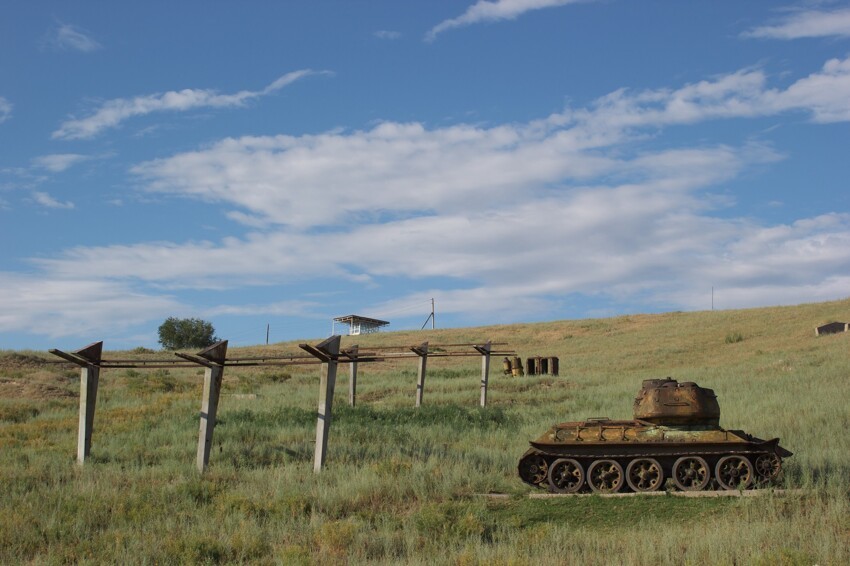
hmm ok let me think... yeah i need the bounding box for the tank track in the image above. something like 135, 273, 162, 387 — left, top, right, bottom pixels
519, 447, 784, 493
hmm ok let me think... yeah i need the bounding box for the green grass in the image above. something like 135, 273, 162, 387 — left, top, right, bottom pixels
1, 298, 850, 564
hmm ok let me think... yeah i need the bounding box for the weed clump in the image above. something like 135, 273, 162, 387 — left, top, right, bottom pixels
725, 331, 745, 344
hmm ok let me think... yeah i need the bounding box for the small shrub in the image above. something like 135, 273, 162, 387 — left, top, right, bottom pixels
725, 331, 744, 344
131, 346, 156, 354
0, 404, 40, 423
263, 371, 291, 383
126, 368, 192, 394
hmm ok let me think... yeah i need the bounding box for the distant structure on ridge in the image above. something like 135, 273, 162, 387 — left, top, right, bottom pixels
332, 314, 390, 336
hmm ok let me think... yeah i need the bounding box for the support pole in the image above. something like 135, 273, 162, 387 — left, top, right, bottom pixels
195, 341, 228, 473
302, 335, 341, 472
477, 341, 492, 408
348, 345, 358, 407
412, 342, 429, 408
74, 342, 103, 464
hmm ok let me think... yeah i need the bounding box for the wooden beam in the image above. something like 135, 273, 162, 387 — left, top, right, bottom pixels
48, 349, 90, 367
174, 352, 214, 368
347, 345, 358, 407
73, 341, 103, 464
196, 341, 228, 472
299, 343, 330, 363
313, 335, 341, 472
479, 341, 492, 408
412, 342, 428, 408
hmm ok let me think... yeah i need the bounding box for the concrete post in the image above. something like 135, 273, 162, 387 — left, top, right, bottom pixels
74, 342, 103, 464
312, 335, 341, 472
348, 345, 358, 407
479, 341, 492, 408
413, 342, 429, 408
195, 341, 228, 472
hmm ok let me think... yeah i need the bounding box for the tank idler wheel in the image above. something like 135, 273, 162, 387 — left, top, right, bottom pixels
715, 455, 754, 490
626, 458, 664, 492
672, 456, 710, 491
755, 453, 782, 481
547, 458, 584, 494
519, 455, 549, 485
587, 459, 624, 494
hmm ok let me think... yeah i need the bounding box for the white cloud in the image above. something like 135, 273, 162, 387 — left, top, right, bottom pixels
19, 57, 850, 333
206, 300, 321, 317
131, 58, 850, 232
52, 70, 330, 140
0, 97, 11, 123
48, 23, 102, 52
33, 191, 75, 209
763, 57, 850, 122
0, 273, 180, 338
427, 0, 585, 41
743, 8, 850, 39
32, 153, 89, 172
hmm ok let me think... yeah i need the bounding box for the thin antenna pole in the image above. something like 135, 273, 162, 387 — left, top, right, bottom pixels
266, 323, 270, 345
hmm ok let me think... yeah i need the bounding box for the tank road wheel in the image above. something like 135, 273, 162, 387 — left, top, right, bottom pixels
547, 458, 584, 494
755, 453, 782, 482
715, 455, 754, 490
672, 456, 710, 491
518, 454, 549, 486
587, 459, 624, 494
626, 458, 664, 493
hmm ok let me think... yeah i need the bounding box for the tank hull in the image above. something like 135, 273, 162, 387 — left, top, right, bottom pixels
519, 418, 792, 493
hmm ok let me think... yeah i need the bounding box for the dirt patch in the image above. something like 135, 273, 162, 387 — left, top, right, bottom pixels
0, 353, 54, 369
0, 370, 76, 400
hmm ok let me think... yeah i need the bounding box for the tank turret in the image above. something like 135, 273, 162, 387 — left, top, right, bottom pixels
633, 378, 720, 426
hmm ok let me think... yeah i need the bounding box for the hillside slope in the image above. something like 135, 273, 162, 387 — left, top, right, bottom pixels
1, 298, 849, 564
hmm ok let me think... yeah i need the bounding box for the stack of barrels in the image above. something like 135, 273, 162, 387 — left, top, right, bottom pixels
502, 356, 559, 376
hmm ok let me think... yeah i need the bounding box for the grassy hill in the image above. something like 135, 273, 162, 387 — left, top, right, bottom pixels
1, 299, 849, 564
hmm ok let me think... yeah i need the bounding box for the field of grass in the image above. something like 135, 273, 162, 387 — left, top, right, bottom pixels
1, 298, 849, 564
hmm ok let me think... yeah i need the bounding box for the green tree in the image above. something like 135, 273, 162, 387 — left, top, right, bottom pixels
157, 317, 219, 350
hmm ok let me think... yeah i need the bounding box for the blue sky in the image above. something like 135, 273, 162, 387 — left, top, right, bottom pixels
2, 1, 850, 351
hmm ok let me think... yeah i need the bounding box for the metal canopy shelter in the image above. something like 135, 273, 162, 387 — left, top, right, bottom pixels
332, 314, 390, 336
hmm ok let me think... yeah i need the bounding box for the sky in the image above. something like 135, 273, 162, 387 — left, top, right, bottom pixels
2, 1, 850, 351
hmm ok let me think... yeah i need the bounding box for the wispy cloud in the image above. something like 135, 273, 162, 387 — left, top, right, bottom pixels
0, 273, 180, 338
32, 153, 89, 173
374, 30, 402, 40
743, 7, 850, 39
206, 300, 321, 317
52, 69, 330, 140
0, 97, 11, 123
131, 58, 850, 230
33, 192, 75, 209
47, 23, 102, 52
427, 0, 585, 41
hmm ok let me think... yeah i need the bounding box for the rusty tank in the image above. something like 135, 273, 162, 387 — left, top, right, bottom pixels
518, 378, 792, 493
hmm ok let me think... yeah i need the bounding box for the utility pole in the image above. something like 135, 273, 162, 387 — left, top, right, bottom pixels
266, 323, 270, 345
421, 298, 436, 330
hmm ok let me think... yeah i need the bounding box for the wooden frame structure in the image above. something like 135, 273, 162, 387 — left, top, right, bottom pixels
50, 337, 514, 473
